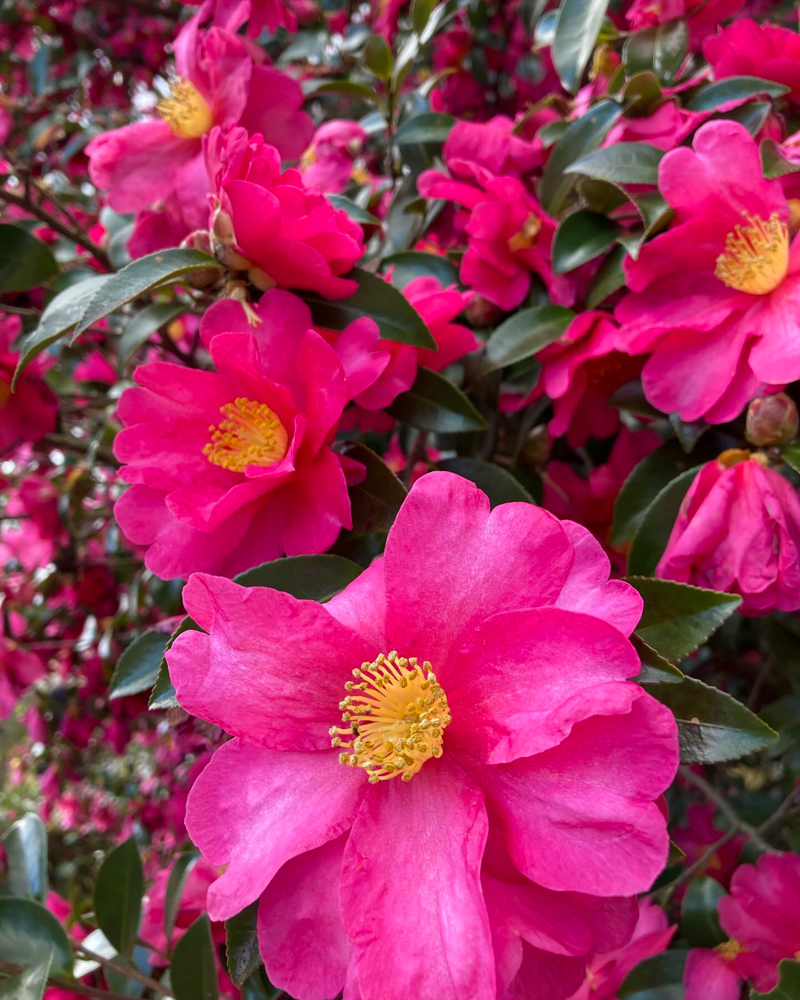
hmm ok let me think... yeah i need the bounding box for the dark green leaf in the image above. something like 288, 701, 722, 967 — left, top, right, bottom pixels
680, 877, 726, 947
326, 194, 380, 225
760, 138, 800, 180
622, 26, 656, 75
646, 675, 777, 764
552, 210, 622, 274
172, 916, 219, 1000
339, 441, 407, 532
234, 553, 363, 599
395, 111, 455, 145
72, 249, 223, 340
386, 366, 487, 433
365, 33, 393, 80
0, 224, 58, 292
109, 631, 170, 700
783, 442, 800, 474
412, 0, 438, 35
608, 378, 663, 417
149, 658, 180, 711
0, 952, 52, 1000
225, 903, 261, 989
669, 413, 708, 454
654, 19, 687, 82
299, 267, 437, 349
685, 76, 790, 112
721, 100, 771, 136
622, 71, 663, 116
0, 814, 48, 902
669, 840, 686, 863
164, 853, 199, 954
94, 837, 144, 958
618, 950, 688, 998
567, 142, 664, 185
552, 0, 611, 93
380, 251, 459, 289
751, 959, 800, 999
629, 576, 742, 663
481, 305, 574, 374
0, 898, 72, 977
631, 633, 684, 684
306, 80, 378, 101
585, 243, 627, 308
627, 467, 700, 576
118, 302, 186, 366
438, 458, 536, 506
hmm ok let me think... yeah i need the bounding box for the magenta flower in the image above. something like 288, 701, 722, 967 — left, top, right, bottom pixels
443, 116, 543, 179
114, 289, 380, 579
301, 120, 368, 194
625, 0, 742, 48
0, 312, 57, 455
205, 126, 365, 299
683, 852, 800, 1000
167, 472, 678, 1000
0, 617, 44, 719
704, 19, 800, 103
656, 452, 800, 615
616, 121, 799, 422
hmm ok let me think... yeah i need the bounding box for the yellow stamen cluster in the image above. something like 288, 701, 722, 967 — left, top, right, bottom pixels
157, 78, 213, 139
204, 398, 288, 473
716, 939, 744, 961
508, 213, 542, 254
715, 212, 789, 295
331, 651, 451, 783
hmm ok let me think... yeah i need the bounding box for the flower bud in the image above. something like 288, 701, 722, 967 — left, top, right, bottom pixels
746, 393, 799, 448
179, 230, 220, 288
464, 293, 501, 328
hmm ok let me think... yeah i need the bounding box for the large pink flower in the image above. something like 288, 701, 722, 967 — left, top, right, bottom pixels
656, 452, 800, 615
0, 312, 57, 455
301, 120, 368, 195
683, 852, 800, 999
167, 472, 679, 1000
206, 126, 365, 299
114, 289, 380, 578
703, 19, 800, 103
616, 121, 797, 422
625, 0, 743, 48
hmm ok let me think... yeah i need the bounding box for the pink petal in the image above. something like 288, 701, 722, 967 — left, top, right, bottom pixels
683, 949, 741, 1000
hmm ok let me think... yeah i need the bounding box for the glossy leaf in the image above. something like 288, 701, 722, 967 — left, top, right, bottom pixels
225, 902, 261, 988
783, 442, 800, 474
653, 19, 687, 82
164, 852, 199, 953
481, 305, 574, 373
387, 366, 487, 433
585, 243, 627, 308
631, 634, 684, 685
299, 267, 437, 349
552, 0, 611, 94
118, 301, 186, 366
628, 577, 742, 663
0, 952, 52, 1000
306, 79, 378, 100
760, 138, 800, 180
552, 210, 621, 274
380, 250, 459, 289
566, 142, 664, 185
338, 441, 407, 532
685, 76, 790, 112
72, 249, 223, 340
0, 813, 48, 902
680, 876, 727, 948
622, 26, 656, 75
438, 458, 536, 506
364, 33, 393, 80
395, 112, 454, 145
326, 194, 380, 225
172, 915, 219, 1000
618, 950, 688, 998
645, 675, 777, 764
109, 630, 170, 700
751, 959, 800, 999
149, 658, 180, 711
627, 467, 699, 576
72, 928, 117, 978
94, 836, 144, 958
0, 224, 58, 292
0, 898, 72, 977
234, 553, 363, 599
412, 0, 438, 35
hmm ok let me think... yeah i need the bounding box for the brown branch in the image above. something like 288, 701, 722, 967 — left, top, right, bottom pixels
0, 187, 111, 270
0, 959, 133, 1000
680, 767, 773, 853
39, 434, 118, 466
74, 946, 171, 997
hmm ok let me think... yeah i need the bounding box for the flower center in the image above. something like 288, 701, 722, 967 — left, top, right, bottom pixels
714, 212, 789, 295
330, 651, 451, 784
157, 78, 213, 139
716, 939, 744, 962
203, 397, 288, 473
508, 213, 542, 254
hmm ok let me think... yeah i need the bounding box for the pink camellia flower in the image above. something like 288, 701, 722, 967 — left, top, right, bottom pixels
0, 617, 43, 719
443, 116, 543, 179
683, 852, 800, 1000
87, 3, 313, 249
604, 101, 702, 152
0, 476, 66, 572
625, 0, 743, 48
114, 289, 382, 579
167, 471, 679, 1000
301, 120, 369, 194
703, 19, 800, 103
205, 126, 364, 299
503, 311, 644, 447
566, 899, 676, 1000
671, 802, 744, 892
615, 121, 799, 423
0, 312, 57, 454
656, 451, 800, 615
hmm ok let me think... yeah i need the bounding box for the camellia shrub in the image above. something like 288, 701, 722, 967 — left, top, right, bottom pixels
3, 0, 800, 998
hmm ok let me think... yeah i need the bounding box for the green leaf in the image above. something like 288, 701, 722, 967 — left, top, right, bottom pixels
539, 98, 624, 215
438, 458, 536, 506
622, 26, 656, 75
685, 76, 790, 112
784, 442, 800, 474
645, 675, 777, 764
12, 274, 110, 387
0, 814, 48, 902
386, 367, 487, 433
164, 853, 199, 954
552, 0, 611, 94
71, 249, 223, 341
234, 553, 362, 600
225, 903, 261, 989
627, 467, 700, 576
566, 142, 665, 185
94, 837, 144, 958
585, 243, 627, 308
299, 267, 437, 349
629, 577, 742, 663
395, 111, 455, 145
0, 952, 52, 1000
172, 916, 219, 1000
618, 950, 688, 998
365, 33, 393, 80
481, 305, 574, 374
552, 210, 622, 274
306, 79, 378, 101
0, 898, 72, 977
109, 631, 170, 700
653, 19, 687, 82
721, 100, 771, 136
338, 441, 407, 532
412, 0, 438, 35
622, 70, 663, 117
680, 876, 726, 948
631, 633, 684, 684
149, 658, 180, 711
0, 224, 58, 292
380, 251, 460, 289
760, 138, 800, 180
118, 301, 186, 366
326, 194, 380, 226
751, 959, 800, 999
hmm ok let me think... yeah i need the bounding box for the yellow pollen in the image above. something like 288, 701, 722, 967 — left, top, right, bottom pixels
157, 78, 213, 139
508, 213, 542, 254
331, 651, 451, 784
716, 939, 744, 961
714, 212, 789, 295
203, 397, 288, 473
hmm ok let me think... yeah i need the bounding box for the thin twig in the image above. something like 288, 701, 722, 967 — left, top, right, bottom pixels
0, 959, 132, 1000
74, 946, 171, 998
0, 187, 111, 270
40, 434, 118, 466
680, 767, 773, 853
